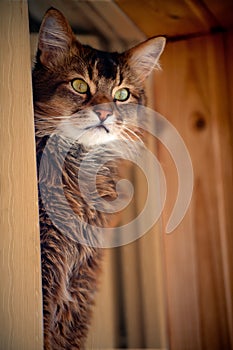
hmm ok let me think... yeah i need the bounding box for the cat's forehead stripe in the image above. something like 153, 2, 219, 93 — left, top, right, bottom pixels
96, 57, 118, 80
118, 68, 124, 87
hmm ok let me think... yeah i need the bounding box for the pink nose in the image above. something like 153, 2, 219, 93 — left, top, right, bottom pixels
94, 105, 113, 122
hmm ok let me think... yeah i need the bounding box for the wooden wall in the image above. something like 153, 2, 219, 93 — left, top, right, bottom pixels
115, 0, 233, 39
0, 2, 43, 349
154, 31, 233, 350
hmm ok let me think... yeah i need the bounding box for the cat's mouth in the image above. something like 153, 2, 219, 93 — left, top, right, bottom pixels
85, 123, 110, 134
96, 124, 110, 133
80, 121, 118, 147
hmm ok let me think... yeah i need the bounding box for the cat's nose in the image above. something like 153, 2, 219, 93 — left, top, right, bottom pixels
93, 105, 113, 122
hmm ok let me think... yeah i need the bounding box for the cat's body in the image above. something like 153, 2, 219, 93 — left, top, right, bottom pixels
33, 8, 165, 349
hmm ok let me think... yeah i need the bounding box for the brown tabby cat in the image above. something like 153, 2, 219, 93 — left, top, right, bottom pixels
33, 7, 165, 349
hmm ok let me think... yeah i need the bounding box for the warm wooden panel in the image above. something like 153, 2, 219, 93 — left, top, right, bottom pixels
119, 141, 167, 348
28, 0, 145, 51
221, 30, 233, 347
137, 226, 167, 349
120, 240, 145, 347
86, 249, 118, 348
154, 33, 233, 349
204, 0, 233, 29
115, 0, 217, 38
29, 1, 233, 42
115, 0, 233, 38
0, 2, 43, 349
119, 227, 167, 349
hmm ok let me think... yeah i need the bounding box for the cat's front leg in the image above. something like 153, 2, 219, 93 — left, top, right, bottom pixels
41, 228, 102, 349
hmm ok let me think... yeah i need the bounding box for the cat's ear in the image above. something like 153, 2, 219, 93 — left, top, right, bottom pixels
126, 37, 166, 81
37, 8, 75, 67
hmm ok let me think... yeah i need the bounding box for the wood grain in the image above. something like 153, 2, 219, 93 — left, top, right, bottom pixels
86, 249, 118, 348
154, 33, 233, 350
218, 30, 233, 348
204, 0, 233, 29
0, 2, 43, 349
115, 0, 233, 39
118, 137, 167, 348
115, 0, 220, 38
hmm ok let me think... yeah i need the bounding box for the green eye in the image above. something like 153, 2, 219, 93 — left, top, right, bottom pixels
71, 78, 89, 94
114, 88, 130, 101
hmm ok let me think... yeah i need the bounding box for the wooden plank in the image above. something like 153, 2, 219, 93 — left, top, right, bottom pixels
29, 1, 145, 51
213, 30, 233, 348
115, 0, 218, 38
120, 240, 145, 348
0, 2, 43, 350
86, 249, 118, 348
154, 33, 233, 349
134, 128, 167, 349
137, 226, 167, 348
204, 0, 233, 29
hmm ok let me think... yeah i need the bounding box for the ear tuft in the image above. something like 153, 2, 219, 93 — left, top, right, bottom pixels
127, 37, 166, 81
38, 8, 74, 67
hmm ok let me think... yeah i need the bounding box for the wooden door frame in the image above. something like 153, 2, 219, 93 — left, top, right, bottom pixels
0, 1, 43, 349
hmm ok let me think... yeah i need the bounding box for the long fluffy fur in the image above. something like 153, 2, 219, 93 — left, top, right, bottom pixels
33, 8, 165, 349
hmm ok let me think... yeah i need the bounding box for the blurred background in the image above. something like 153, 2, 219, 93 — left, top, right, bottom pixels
28, 1, 233, 349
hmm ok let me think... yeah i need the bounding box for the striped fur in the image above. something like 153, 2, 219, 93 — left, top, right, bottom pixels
33, 7, 165, 349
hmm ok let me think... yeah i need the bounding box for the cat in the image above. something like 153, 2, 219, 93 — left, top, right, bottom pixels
32, 7, 165, 349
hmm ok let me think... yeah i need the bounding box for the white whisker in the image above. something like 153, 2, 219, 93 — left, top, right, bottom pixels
121, 125, 144, 145
120, 128, 134, 143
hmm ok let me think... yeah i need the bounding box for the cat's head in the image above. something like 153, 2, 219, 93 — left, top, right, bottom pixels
33, 8, 165, 148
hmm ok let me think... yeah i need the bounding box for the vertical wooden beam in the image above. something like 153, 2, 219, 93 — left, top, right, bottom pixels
210, 31, 233, 349
0, 1, 43, 349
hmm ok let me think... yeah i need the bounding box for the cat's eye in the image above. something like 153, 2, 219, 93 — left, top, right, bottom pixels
71, 78, 89, 94
114, 88, 130, 102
